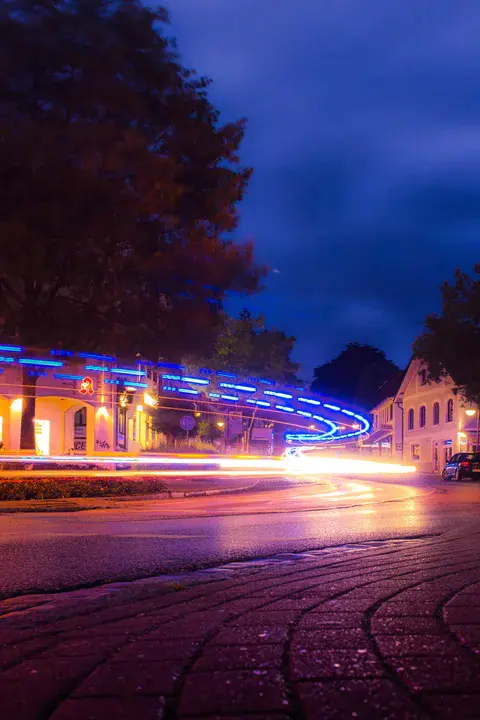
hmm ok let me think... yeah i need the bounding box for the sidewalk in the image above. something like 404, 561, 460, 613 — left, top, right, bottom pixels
1, 531, 480, 719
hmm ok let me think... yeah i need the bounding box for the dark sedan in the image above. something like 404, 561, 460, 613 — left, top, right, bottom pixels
443, 453, 480, 481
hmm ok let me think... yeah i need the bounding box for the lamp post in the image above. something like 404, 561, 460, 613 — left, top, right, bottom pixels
465, 407, 480, 452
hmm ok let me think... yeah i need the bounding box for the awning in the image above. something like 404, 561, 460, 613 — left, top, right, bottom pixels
363, 428, 392, 445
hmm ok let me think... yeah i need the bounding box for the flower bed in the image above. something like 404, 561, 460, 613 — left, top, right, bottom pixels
0, 477, 167, 501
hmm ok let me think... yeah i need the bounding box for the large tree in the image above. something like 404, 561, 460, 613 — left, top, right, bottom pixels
413, 266, 480, 404
311, 342, 402, 410
0, 0, 264, 447
198, 309, 300, 383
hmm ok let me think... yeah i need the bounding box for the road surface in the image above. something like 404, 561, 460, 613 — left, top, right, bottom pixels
0, 473, 479, 597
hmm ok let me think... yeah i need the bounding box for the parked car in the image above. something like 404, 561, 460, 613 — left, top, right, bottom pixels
442, 453, 480, 481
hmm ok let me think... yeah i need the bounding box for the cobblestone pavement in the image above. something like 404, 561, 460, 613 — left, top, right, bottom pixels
1, 530, 480, 719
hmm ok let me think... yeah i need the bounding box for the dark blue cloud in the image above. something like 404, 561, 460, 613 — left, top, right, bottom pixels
161, 0, 480, 379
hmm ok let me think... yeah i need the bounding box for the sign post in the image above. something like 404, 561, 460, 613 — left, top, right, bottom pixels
180, 415, 195, 441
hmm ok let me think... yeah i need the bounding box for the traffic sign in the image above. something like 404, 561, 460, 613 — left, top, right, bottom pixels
180, 416, 195, 432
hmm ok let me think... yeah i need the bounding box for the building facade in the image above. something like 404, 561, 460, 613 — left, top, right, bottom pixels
364, 359, 479, 474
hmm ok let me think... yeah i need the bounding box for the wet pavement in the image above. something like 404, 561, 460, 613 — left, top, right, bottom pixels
1, 474, 480, 596
1, 529, 480, 718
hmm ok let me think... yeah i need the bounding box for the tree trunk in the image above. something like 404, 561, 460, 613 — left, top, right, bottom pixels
20, 367, 38, 451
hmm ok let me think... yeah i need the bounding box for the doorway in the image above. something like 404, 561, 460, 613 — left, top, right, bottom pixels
73, 407, 87, 452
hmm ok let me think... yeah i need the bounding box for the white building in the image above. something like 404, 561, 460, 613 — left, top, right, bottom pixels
365, 358, 479, 474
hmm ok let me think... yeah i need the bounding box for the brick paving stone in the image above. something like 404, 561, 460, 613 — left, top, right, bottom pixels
296, 678, 424, 719
444, 594, 480, 608
193, 644, 283, 672
51, 696, 166, 720
230, 610, 298, 626
0, 637, 54, 669
291, 628, 368, 650
450, 624, 480, 648
73, 660, 182, 696
422, 692, 480, 718
298, 612, 365, 628
141, 620, 221, 640
262, 598, 321, 611
371, 616, 443, 635
291, 647, 385, 680
373, 601, 439, 617
385, 655, 480, 693
110, 638, 201, 663
210, 626, 288, 645
443, 606, 480, 624
375, 634, 458, 656
40, 636, 127, 658
178, 670, 288, 715
0, 657, 101, 720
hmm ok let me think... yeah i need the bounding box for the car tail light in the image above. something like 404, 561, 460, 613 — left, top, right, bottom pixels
460, 461, 471, 468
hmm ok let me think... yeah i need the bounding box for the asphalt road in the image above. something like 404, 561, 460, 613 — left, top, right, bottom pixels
1, 473, 479, 597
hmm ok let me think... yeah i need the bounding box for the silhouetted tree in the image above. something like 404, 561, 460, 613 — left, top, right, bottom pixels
311, 343, 402, 409
413, 266, 480, 404
199, 310, 299, 382
0, 0, 265, 448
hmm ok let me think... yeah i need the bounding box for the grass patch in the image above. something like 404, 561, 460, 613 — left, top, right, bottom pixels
0, 477, 167, 501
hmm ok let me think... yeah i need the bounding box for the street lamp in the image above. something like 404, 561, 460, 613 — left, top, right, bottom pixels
217, 421, 225, 428
465, 408, 480, 451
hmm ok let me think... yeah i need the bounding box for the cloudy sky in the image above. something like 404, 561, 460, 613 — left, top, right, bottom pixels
161, 0, 480, 379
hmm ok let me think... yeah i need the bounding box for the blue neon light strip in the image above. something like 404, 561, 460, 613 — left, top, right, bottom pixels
105, 379, 120, 385
54, 373, 84, 381
178, 388, 199, 395
341, 409, 355, 417
50, 349, 74, 357
183, 376, 210, 385
78, 352, 116, 361
264, 390, 293, 399
85, 365, 109, 372
0, 344, 22, 352
297, 410, 312, 418
0, 356, 15, 363
199, 368, 214, 374
246, 399, 271, 407
276, 405, 295, 413
111, 368, 146, 377
221, 394, 239, 402
208, 392, 221, 398
19, 358, 63, 367
217, 371, 237, 379
298, 397, 321, 406
162, 385, 177, 392
162, 374, 182, 381
220, 382, 256, 393
324, 403, 341, 411
123, 381, 148, 388
157, 362, 185, 370
259, 378, 275, 385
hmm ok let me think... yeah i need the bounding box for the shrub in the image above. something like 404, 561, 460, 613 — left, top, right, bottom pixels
0, 477, 167, 501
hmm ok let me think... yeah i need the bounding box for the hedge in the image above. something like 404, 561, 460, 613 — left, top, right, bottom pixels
0, 477, 167, 501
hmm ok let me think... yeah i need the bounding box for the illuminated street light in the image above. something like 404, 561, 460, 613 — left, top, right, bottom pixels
465, 407, 480, 451
217, 421, 225, 428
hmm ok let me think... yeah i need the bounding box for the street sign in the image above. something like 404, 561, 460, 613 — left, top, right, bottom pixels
180, 416, 195, 432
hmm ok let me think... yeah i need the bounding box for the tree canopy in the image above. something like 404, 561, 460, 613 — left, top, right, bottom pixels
0, 0, 265, 359
194, 309, 300, 383
311, 342, 402, 410
413, 266, 480, 404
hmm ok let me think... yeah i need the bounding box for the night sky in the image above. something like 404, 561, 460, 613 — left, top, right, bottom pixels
162, 0, 480, 380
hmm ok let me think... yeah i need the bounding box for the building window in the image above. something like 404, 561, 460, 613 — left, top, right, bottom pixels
408, 408, 414, 430
419, 405, 426, 428
446, 399, 454, 423
153, 372, 158, 384
389, 403, 393, 421
411, 444, 420, 461
118, 407, 126, 436
433, 402, 440, 426
373, 413, 378, 429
